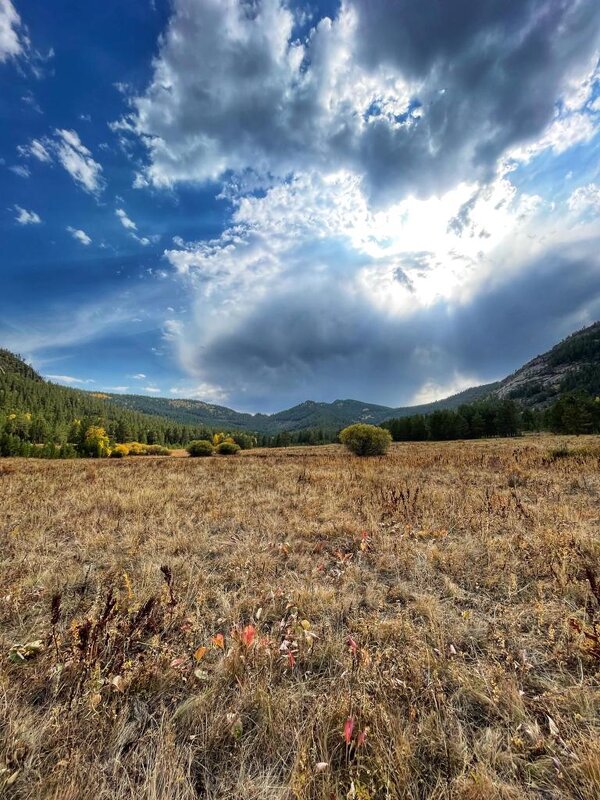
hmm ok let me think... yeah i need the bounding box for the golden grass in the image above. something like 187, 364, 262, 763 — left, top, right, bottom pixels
1, 435, 600, 799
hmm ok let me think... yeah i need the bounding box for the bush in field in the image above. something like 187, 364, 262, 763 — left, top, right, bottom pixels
339, 423, 392, 456
110, 444, 129, 458
216, 441, 241, 455
126, 442, 146, 456
187, 439, 214, 457
145, 444, 171, 456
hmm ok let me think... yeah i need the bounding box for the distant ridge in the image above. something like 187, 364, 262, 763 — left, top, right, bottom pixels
93, 320, 600, 431
2, 320, 598, 435
97, 383, 499, 434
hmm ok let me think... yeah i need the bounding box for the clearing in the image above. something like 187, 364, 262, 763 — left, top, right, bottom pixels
1, 436, 599, 799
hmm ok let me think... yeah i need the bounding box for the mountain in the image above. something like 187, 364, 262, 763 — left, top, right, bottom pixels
95, 321, 600, 430
99, 384, 500, 434
494, 321, 600, 406
2, 321, 598, 440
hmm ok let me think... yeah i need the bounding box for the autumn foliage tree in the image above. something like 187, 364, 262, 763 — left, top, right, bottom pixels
82, 426, 111, 457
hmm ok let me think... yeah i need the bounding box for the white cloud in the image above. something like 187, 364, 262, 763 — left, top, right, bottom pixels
116, 207, 137, 230
568, 183, 600, 215
14, 205, 40, 224
66, 226, 92, 245
510, 112, 598, 163
411, 374, 482, 405
18, 130, 104, 194
53, 129, 104, 194
165, 169, 543, 314
160, 154, 600, 409
45, 374, 94, 385
9, 164, 30, 177
0, 0, 26, 63
132, 373, 146, 379
123, 0, 600, 203
18, 138, 52, 163
115, 207, 155, 246
27, 0, 596, 411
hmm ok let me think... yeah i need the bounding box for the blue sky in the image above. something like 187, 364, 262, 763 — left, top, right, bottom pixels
1, 0, 600, 412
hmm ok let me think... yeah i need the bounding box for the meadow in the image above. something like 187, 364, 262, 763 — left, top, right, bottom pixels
1, 436, 599, 800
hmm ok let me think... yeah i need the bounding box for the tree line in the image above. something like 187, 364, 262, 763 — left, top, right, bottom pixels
1, 347, 599, 458
382, 391, 600, 441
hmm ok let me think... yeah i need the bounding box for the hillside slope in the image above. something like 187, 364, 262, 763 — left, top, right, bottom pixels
495, 321, 600, 406
0, 355, 228, 446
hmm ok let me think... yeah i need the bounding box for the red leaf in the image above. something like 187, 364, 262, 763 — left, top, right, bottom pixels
357, 729, 367, 747
242, 624, 256, 648
343, 717, 354, 745
346, 636, 358, 656
287, 651, 296, 669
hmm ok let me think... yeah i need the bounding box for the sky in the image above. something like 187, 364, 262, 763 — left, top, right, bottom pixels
1, 0, 600, 413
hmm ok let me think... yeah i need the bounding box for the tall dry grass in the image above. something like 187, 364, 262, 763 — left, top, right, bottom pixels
1, 436, 600, 799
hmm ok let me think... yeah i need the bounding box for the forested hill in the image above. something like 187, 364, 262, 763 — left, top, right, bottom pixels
101, 382, 499, 433
0, 350, 498, 437
0, 349, 43, 382
0, 351, 232, 448
1, 320, 598, 443
495, 321, 600, 405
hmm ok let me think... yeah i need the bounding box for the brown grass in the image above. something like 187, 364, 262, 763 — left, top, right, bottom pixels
1, 435, 600, 799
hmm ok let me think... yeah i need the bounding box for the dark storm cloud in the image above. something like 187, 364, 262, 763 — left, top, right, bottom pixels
185, 236, 600, 411
129, 0, 600, 201
351, 0, 600, 200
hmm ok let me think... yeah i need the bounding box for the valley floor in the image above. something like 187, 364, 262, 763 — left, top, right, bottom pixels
1, 437, 600, 799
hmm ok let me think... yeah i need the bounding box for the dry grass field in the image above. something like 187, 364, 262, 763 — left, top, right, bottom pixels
1, 436, 600, 800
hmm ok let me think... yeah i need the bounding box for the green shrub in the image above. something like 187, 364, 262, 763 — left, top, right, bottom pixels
187, 439, 214, 457
145, 444, 171, 456
215, 441, 241, 456
339, 423, 392, 456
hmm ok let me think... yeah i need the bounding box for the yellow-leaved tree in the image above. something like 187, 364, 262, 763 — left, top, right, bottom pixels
83, 426, 111, 458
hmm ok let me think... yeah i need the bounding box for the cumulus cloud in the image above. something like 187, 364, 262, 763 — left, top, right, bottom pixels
0, 0, 25, 63
168, 231, 600, 410
18, 129, 104, 194
66, 226, 92, 245
124, 0, 600, 201
159, 163, 600, 410
14, 205, 40, 224
121, 0, 600, 409
568, 183, 600, 215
